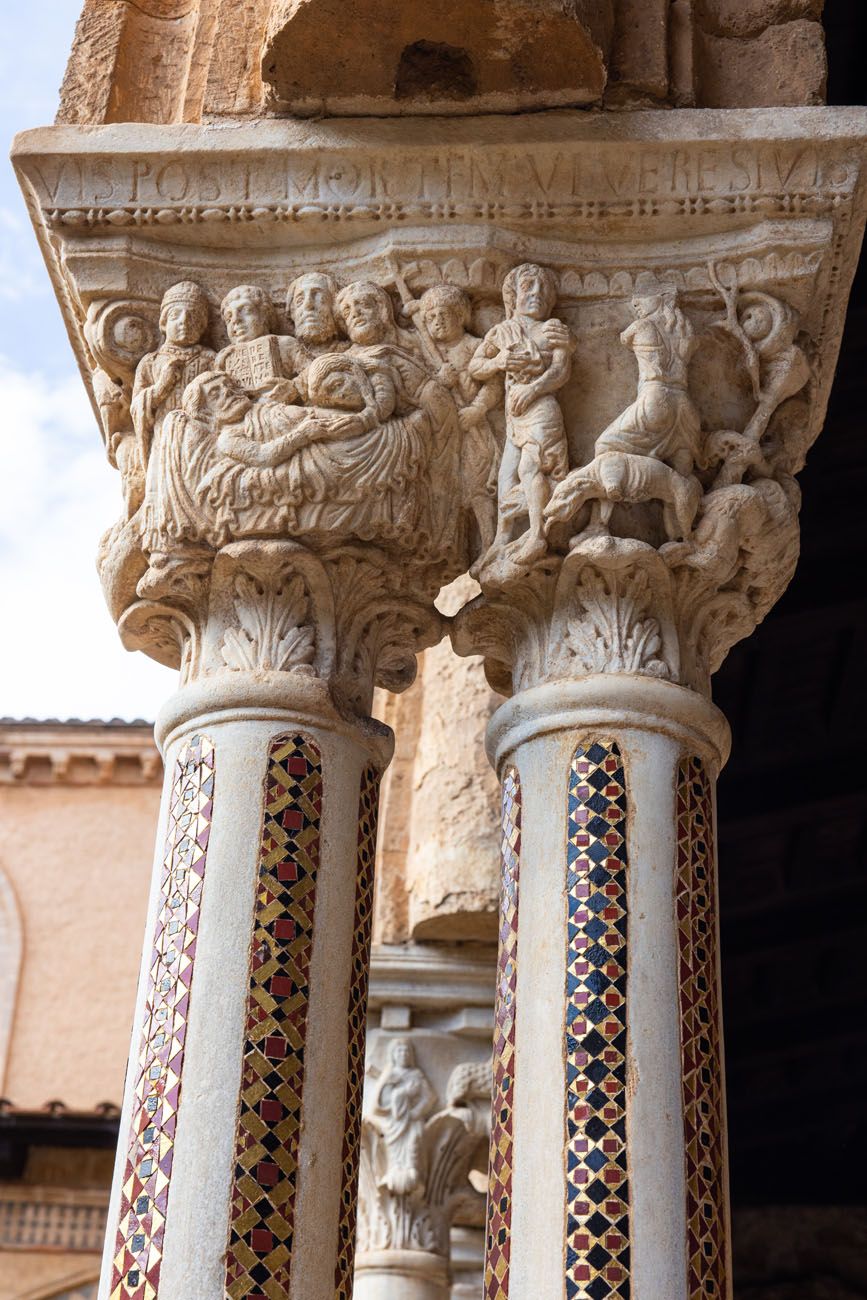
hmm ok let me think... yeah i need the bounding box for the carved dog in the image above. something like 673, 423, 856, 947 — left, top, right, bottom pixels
545, 450, 703, 542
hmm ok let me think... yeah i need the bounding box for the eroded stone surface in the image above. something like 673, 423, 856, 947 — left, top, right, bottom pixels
262, 0, 613, 116
54, 0, 828, 125
696, 19, 827, 108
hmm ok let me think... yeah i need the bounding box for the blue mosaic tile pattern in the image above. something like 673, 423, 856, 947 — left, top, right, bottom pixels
566, 743, 630, 1300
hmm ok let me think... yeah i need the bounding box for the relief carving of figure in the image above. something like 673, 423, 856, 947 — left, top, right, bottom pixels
139, 352, 430, 566
286, 271, 348, 362
214, 284, 303, 401
708, 268, 812, 486
408, 285, 500, 553
334, 280, 463, 541
470, 263, 574, 568
372, 1039, 436, 1197
131, 281, 215, 468
546, 288, 703, 543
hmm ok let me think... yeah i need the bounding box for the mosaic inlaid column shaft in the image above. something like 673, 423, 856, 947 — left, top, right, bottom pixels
98, 704, 388, 1300
482, 678, 731, 1300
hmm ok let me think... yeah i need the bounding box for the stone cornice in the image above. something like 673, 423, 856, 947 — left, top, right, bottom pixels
0, 721, 161, 786
13, 108, 867, 422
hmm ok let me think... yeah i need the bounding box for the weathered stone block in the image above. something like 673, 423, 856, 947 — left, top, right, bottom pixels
696, 0, 824, 40
697, 20, 827, 108
261, 0, 615, 115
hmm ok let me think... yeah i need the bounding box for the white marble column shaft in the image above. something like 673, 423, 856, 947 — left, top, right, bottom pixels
483, 676, 731, 1300
99, 679, 390, 1300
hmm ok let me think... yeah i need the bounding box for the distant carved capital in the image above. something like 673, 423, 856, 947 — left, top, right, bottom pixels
358, 1039, 490, 1258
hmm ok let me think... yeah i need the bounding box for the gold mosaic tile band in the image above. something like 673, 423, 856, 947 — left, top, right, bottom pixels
109, 734, 215, 1300
485, 766, 521, 1300
565, 743, 629, 1300
677, 756, 727, 1300
224, 734, 322, 1300
334, 763, 380, 1299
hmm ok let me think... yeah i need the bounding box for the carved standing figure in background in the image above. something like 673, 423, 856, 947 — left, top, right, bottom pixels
372, 1039, 436, 1196
336, 280, 462, 542
131, 281, 215, 469
411, 285, 501, 553
470, 263, 574, 568
215, 284, 302, 401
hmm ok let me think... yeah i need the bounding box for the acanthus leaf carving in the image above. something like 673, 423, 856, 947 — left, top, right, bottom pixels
221, 570, 315, 674
564, 566, 671, 680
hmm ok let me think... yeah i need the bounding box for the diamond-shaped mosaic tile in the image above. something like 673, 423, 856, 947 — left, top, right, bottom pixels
334, 763, 380, 1299
565, 744, 629, 1300
224, 734, 322, 1300
485, 767, 521, 1300
109, 734, 215, 1300
677, 757, 727, 1300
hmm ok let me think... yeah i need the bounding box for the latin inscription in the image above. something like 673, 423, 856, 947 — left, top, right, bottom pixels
27, 143, 856, 212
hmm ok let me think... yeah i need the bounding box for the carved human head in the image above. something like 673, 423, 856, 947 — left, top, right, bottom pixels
221, 285, 274, 344
390, 1038, 416, 1069
503, 263, 558, 322
287, 271, 340, 344
159, 281, 210, 346
335, 281, 397, 346
182, 370, 251, 425
419, 284, 472, 343
307, 353, 372, 412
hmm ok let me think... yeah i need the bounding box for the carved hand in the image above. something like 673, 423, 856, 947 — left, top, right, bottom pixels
458, 405, 484, 432
508, 382, 539, 416
437, 361, 460, 389
505, 349, 545, 381
542, 319, 572, 349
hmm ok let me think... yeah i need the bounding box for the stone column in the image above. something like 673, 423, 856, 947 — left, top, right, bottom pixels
473, 673, 730, 1300
443, 150, 867, 1291
356, 945, 494, 1300
93, 539, 451, 1300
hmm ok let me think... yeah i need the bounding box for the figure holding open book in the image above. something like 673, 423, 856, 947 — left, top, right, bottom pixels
215, 284, 307, 401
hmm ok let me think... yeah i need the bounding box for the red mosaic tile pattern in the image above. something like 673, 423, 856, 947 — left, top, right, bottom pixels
677, 756, 727, 1300
485, 766, 521, 1300
334, 763, 380, 1299
224, 735, 322, 1300
109, 734, 215, 1300
565, 743, 629, 1300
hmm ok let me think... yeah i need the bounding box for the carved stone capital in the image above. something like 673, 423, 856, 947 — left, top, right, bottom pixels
111, 538, 443, 717
13, 112, 867, 704
359, 1037, 490, 1259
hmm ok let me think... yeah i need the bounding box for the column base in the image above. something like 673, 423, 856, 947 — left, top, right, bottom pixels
355, 1249, 450, 1300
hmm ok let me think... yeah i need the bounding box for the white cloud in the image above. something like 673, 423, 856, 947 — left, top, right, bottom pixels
0, 357, 172, 721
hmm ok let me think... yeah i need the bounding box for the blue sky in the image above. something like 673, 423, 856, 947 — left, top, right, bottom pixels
1, 2, 169, 719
